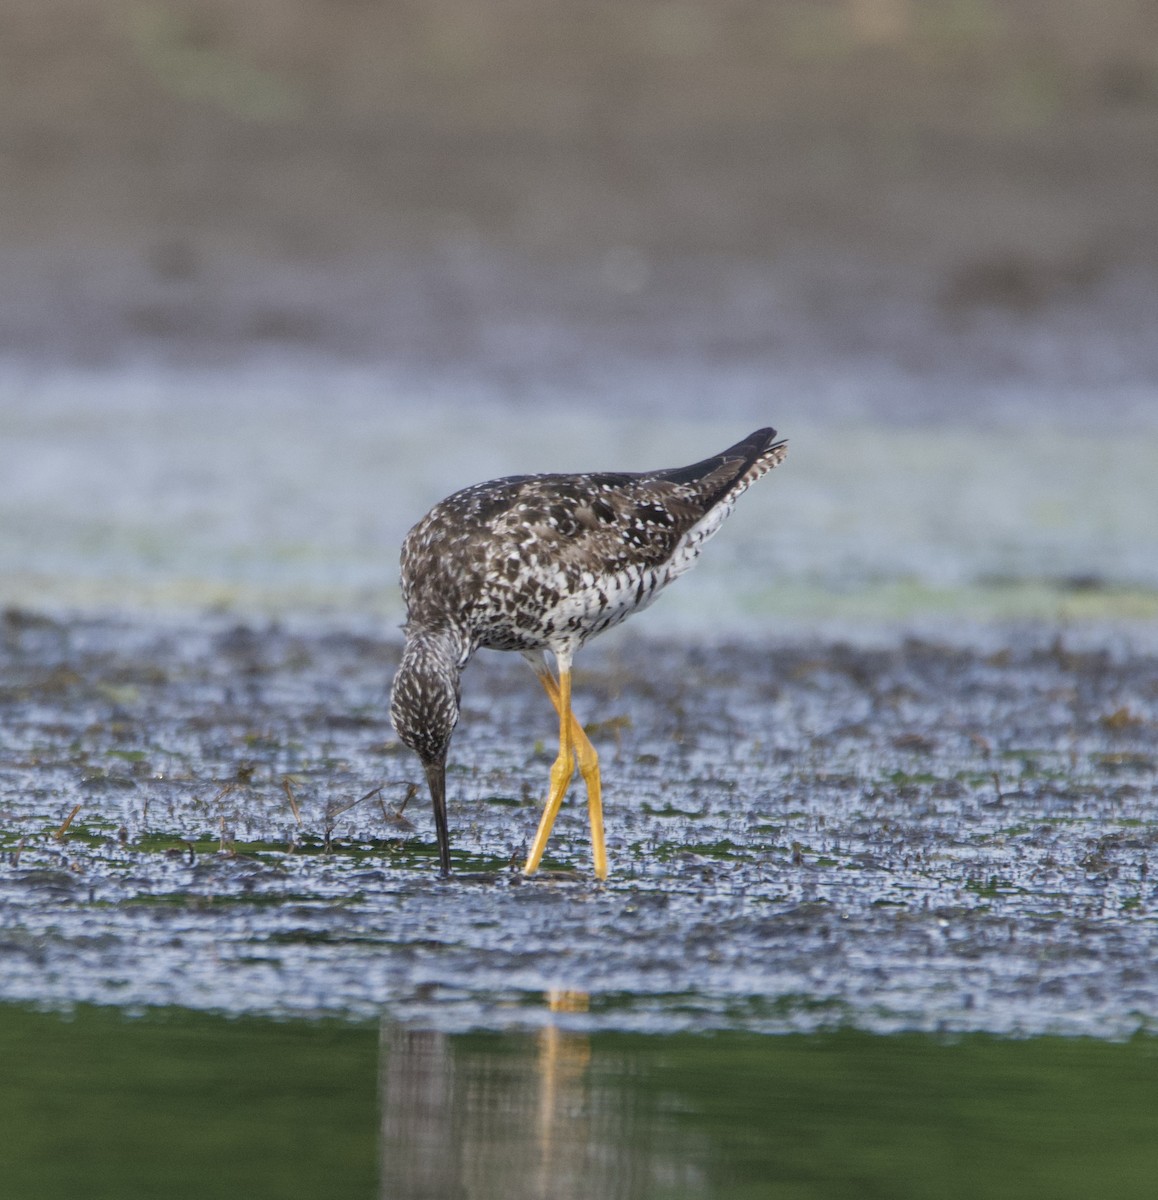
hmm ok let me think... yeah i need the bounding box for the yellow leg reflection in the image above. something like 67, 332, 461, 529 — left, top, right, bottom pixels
536, 990, 591, 1199
524, 662, 607, 880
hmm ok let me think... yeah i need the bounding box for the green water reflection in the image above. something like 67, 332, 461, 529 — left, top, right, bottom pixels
3, 1003, 1157, 1199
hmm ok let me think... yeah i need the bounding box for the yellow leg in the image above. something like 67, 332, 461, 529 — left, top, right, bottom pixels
526, 665, 607, 880
524, 664, 576, 876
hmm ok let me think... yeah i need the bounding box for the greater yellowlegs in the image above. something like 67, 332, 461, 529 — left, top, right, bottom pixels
390, 427, 788, 878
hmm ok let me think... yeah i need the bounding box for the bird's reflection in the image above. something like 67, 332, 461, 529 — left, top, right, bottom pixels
379, 1026, 465, 1199
534, 990, 592, 1198
379, 990, 606, 1200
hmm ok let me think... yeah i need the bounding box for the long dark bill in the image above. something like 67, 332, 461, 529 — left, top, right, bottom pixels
423, 757, 451, 876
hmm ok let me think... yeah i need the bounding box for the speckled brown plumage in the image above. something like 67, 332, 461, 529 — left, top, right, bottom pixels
390, 427, 788, 876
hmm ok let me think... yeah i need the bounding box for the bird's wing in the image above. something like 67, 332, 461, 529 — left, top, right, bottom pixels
483, 462, 744, 573
404, 429, 787, 597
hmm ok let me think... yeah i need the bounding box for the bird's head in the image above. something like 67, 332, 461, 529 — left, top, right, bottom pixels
390, 627, 463, 874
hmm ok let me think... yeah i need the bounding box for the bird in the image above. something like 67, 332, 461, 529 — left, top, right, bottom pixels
389, 427, 788, 879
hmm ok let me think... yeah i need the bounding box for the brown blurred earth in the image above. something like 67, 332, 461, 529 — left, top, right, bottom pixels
2, 0, 1157, 392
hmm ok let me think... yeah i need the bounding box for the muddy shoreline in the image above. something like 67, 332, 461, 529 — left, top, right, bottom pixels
1, 608, 1154, 1035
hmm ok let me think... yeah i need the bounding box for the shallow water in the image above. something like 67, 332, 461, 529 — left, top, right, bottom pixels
2, 371, 1158, 632
2, 611, 1156, 1038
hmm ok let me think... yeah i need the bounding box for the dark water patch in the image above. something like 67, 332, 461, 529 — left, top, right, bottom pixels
5, 1002, 1158, 1198
0, 1003, 377, 1200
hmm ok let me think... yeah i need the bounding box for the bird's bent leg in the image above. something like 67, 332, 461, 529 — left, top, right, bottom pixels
524, 665, 577, 875
530, 666, 607, 880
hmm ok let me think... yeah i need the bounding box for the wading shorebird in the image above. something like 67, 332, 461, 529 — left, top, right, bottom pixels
390, 427, 788, 879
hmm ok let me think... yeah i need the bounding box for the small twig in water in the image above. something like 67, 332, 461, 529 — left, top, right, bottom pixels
54, 803, 83, 841
282, 777, 303, 827
323, 785, 385, 852
210, 782, 239, 806
329, 785, 383, 822
380, 783, 418, 829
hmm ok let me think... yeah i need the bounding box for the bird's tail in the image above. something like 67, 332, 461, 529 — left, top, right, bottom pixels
657, 427, 787, 508
734, 427, 788, 491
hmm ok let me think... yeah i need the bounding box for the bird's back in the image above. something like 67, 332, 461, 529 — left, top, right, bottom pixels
400, 429, 787, 654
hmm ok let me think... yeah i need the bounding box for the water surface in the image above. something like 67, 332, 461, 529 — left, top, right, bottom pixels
5, 1002, 1158, 1200
2, 373, 1157, 633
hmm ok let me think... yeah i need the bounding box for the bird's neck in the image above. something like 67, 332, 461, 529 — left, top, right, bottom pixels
391, 625, 466, 765
402, 623, 470, 674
